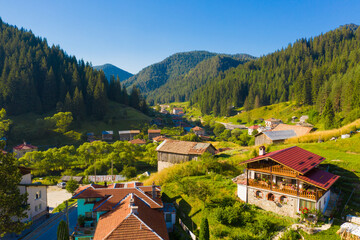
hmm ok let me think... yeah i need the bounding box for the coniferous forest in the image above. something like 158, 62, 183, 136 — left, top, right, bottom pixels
0, 19, 147, 119
191, 24, 360, 117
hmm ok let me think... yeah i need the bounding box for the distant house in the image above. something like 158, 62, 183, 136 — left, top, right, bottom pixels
18, 167, 48, 222
255, 130, 297, 145
160, 109, 169, 114
87, 132, 95, 142
102, 131, 113, 141
72, 182, 173, 240
265, 118, 282, 129
153, 136, 168, 143
118, 130, 140, 141
191, 126, 205, 136
60, 176, 83, 183
299, 115, 309, 123
156, 140, 217, 172
172, 107, 184, 115
248, 125, 259, 135
148, 129, 161, 140
273, 124, 313, 137
129, 138, 146, 145
13, 142, 38, 159
236, 146, 340, 218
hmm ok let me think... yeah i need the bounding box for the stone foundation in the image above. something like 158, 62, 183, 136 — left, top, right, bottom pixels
158, 161, 176, 172
248, 187, 299, 218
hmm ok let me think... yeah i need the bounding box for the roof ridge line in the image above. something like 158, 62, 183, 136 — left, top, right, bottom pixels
132, 213, 164, 240
93, 195, 113, 211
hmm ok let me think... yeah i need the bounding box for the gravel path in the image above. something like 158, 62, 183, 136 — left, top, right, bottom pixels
47, 186, 72, 212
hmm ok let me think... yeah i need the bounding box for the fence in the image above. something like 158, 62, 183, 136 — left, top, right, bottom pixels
87, 175, 126, 182
179, 218, 196, 240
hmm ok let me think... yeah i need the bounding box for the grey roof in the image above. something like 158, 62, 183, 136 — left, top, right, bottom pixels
263, 130, 297, 141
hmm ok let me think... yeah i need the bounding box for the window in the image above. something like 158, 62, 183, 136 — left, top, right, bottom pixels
35, 191, 41, 200
299, 199, 315, 211
85, 212, 92, 219
280, 196, 287, 204
255, 191, 263, 199
35, 205, 38, 212
165, 213, 172, 223
267, 193, 275, 201
39, 204, 42, 210
85, 198, 97, 203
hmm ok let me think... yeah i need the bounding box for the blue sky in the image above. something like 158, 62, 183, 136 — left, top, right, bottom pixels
0, 0, 359, 73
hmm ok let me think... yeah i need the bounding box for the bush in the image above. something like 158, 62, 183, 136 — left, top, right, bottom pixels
66, 178, 79, 194
214, 202, 251, 226
280, 229, 301, 240
121, 165, 137, 179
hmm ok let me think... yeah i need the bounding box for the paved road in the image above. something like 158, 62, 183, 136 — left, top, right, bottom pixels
24, 206, 78, 240
47, 186, 72, 212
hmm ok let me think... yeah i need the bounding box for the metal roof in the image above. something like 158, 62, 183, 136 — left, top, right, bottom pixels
263, 130, 297, 140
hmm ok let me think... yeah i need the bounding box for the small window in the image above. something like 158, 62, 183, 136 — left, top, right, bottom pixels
39, 204, 42, 210
35, 205, 38, 212
85, 212, 92, 219
255, 191, 263, 199
165, 213, 172, 223
267, 193, 275, 201
280, 196, 287, 204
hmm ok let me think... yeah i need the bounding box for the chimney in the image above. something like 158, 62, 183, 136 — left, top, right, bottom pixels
130, 197, 135, 206
259, 146, 266, 156
152, 182, 156, 199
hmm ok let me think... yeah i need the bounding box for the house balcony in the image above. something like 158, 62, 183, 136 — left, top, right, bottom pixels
248, 163, 298, 178
247, 179, 323, 200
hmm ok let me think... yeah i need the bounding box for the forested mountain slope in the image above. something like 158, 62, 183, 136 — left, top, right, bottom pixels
0, 19, 147, 119
146, 55, 246, 104
93, 63, 133, 82
191, 24, 360, 118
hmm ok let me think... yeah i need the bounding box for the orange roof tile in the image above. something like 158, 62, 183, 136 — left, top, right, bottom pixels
148, 129, 161, 133
129, 139, 146, 144
191, 126, 204, 131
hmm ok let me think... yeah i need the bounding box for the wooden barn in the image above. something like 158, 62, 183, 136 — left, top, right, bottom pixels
118, 130, 140, 141
156, 140, 216, 172
255, 130, 296, 146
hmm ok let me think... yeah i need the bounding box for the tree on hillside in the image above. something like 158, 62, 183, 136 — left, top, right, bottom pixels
199, 217, 210, 240
0, 152, 30, 236
57, 220, 69, 240
45, 112, 73, 133
323, 99, 335, 129
0, 109, 11, 139
66, 178, 79, 194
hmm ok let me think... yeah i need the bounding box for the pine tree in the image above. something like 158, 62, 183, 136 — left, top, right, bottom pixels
323, 98, 335, 129
56, 220, 69, 240
199, 217, 210, 240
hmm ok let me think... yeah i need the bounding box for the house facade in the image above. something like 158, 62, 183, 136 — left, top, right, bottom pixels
118, 130, 140, 141
156, 140, 216, 172
13, 142, 38, 159
236, 146, 339, 218
172, 107, 184, 115
265, 118, 282, 129
72, 182, 174, 240
18, 167, 48, 222
102, 131, 113, 141
191, 126, 205, 136
248, 125, 259, 135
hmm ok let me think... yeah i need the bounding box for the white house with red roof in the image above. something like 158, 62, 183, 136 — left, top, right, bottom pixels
248, 125, 259, 135
72, 181, 174, 240
13, 142, 38, 159
235, 146, 339, 218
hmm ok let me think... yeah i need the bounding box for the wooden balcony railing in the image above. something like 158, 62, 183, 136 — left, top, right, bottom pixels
248, 163, 297, 177
247, 179, 323, 200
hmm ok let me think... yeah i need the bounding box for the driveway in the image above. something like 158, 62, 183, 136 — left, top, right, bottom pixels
47, 186, 73, 212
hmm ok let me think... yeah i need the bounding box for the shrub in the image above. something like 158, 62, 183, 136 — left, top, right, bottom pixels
199, 217, 209, 240
280, 229, 301, 240
66, 178, 79, 194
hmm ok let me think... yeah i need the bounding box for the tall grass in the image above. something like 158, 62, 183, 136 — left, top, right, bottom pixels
286, 118, 360, 143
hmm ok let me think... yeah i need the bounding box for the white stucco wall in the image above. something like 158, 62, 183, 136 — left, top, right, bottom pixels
20, 173, 32, 184
317, 190, 331, 213
23, 186, 47, 222
237, 184, 247, 202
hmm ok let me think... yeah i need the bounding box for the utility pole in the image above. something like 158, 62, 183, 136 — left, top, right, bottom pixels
111, 159, 114, 182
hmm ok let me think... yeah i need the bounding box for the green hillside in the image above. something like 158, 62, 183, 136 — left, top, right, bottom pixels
93, 63, 133, 82
146, 55, 246, 104
191, 24, 360, 119
7, 101, 151, 148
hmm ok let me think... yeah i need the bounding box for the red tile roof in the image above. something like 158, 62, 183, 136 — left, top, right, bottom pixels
13, 143, 37, 150
240, 146, 326, 175
297, 168, 340, 190
148, 129, 161, 133
129, 139, 146, 145
153, 136, 168, 142
191, 126, 204, 131
248, 125, 259, 129
73, 184, 163, 211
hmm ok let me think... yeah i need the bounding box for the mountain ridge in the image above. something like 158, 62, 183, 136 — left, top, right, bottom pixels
93, 63, 133, 82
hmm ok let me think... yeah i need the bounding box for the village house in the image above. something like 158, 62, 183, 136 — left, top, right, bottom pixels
18, 166, 48, 222
299, 115, 309, 123
273, 123, 313, 137
255, 130, 297, 145
13, 142, 38, 159
191, 126, 205, 136
118, 130, 140, 141
102, 131, 113, 141
148, 129, 162, 140
129, 138, 146, 145
86, 132, 95, 142
60, 176, 84, 184
265, 118, 282, 129
172, 107, 184, 115
156, 140, 217, 172
153, 136, 168, 143
248, 125, 259, 135
72, 182, 175, 240
235, 146, 340, 218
